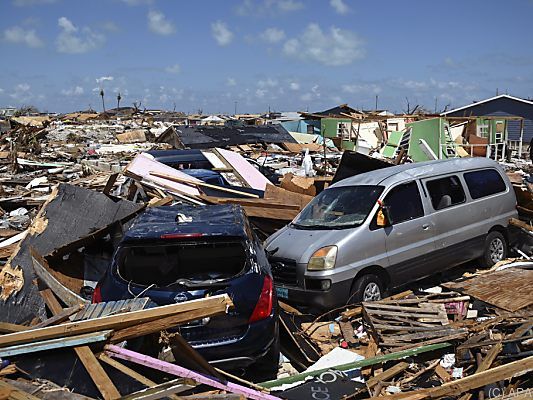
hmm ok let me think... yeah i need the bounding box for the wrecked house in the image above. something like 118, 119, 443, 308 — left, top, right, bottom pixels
443, 94, 533, 157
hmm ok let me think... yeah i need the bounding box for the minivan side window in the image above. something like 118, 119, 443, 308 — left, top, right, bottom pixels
384, 181, 424, 224
426, 175, 465, 210
464, 169, 506, 199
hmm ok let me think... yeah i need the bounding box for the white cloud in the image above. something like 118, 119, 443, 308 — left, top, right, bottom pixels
226, 77, 237, 86
0, 88, 4, 93
16, 83, 30, 92
261, 27, 285, 43
61, 86, 84, 96
342, 83, 381, 94
102, 21, 119, 32
10, 83, 40, 103
289, 82, 300, 91
330, 0, 350, 14
211, 21, 233, 46
283, 23, 364, 66
56, 17, 105, 54
96, 76, 114, 84
278, 0, 303, 11
3, 26, 44, 48
13, 0, 57, 5
236, 0, 303, 16
165, 64, 181, 74
257, 78, 278, 88
147, 10, 175, 35
255, 88, 267, 98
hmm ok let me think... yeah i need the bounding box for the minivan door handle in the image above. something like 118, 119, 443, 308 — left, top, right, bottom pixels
422, 224, 430, 230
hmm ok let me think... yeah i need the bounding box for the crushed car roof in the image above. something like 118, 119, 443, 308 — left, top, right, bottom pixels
123, 204, 249, 241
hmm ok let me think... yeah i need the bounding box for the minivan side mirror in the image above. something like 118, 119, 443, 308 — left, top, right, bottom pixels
376, 205, 392, 227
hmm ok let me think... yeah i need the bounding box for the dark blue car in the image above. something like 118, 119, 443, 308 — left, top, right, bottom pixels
93, 204, 279, 376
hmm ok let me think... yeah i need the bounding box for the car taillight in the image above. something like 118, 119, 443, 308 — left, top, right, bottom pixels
92, 285, 102, 304
249, 275, 273, 323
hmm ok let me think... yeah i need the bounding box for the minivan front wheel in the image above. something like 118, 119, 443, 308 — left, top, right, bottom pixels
349, 274, 384, 304
480, 231, 507, 268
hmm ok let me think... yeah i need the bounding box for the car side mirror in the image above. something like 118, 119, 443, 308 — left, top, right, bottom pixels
376, 205, 392, 227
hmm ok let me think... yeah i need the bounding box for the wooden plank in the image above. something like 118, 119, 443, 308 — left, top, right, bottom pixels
0, 294, 233, 348
103, 173, 119, 195
476, 342, 503, 372
105, 345, 279, 400
366, 361, 409, 389
39, 286, 64, 314
0, 379, 41, 400
170, 333, 226, 382
30, 248, 88, 307
119, 378, 194, 400
110, 305, 226, 343
0, 322, 29, 333
0, 330, 112, 358
149, 171, 259, 198
33, 304, 83, 328
74, 345, 121, 400
385, 355, 533, 399
98, 354, 182, 400
363, 302, 443, 315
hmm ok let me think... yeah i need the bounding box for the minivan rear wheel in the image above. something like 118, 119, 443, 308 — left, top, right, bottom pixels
480, 231, 507, 268
349, 274, 384, 304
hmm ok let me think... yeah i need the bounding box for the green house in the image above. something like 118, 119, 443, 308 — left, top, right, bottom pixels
382, 118, 458, 162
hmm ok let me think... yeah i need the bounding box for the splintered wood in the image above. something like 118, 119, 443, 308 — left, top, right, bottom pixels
362, 295, 469, 352
443, 267, 533, 312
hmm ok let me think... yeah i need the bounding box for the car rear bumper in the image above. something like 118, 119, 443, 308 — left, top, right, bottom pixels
274, 277, 352, 310
194, 316, 278, 369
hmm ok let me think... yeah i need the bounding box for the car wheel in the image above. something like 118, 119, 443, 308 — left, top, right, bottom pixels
248, 325, 280, 381
480, 231, 507, 268
349, 274, 384, 304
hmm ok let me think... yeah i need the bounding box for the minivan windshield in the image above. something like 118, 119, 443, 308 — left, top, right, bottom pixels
292, 185, 384, 229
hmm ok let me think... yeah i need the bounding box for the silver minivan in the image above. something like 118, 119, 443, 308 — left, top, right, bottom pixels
265, 158, 517, 310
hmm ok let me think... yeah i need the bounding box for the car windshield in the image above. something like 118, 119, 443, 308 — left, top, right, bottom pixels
292, 185, 384, 229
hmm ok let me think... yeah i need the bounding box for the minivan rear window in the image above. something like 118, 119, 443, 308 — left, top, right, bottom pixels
426, 175, 466, 210
464, 169, 506, 199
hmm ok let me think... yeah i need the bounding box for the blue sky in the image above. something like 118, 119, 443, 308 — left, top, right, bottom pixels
1, 0, 532, 114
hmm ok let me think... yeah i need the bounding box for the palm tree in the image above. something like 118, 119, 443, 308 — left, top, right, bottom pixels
100, 89, 105, 112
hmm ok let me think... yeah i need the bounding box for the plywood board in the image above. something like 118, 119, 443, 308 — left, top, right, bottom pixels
214, 148, 271, 191
443, 268, 533, 312
124, 153, 201, 197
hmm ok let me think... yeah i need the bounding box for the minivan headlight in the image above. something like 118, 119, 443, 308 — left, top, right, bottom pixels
307, 246, 337, 271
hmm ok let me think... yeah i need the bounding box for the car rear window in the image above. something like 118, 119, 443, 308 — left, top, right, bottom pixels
426, 175, 466, 210
116, 240, 247, 287
464, 169, 506, 199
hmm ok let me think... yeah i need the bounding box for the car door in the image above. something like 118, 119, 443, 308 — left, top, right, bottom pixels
379, 180, 438, 286
421, 174, 477, 268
